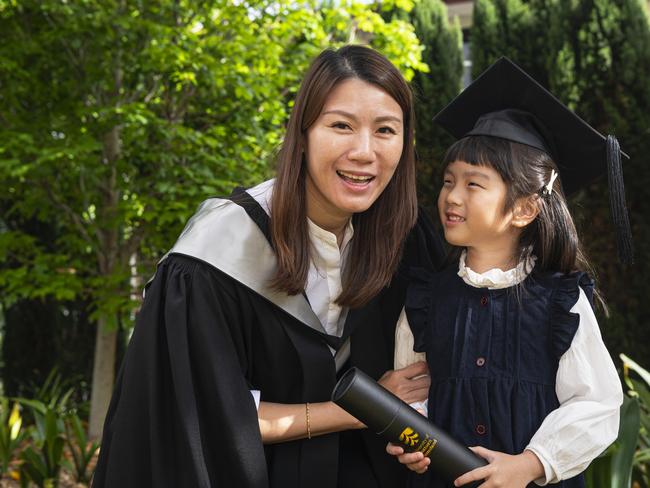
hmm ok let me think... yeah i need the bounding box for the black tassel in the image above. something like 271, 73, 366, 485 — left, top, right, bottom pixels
606, 135, 634, 264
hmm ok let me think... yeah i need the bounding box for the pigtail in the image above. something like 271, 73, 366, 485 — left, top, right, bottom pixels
529, 174, 608, 313
528, 188, 578, 274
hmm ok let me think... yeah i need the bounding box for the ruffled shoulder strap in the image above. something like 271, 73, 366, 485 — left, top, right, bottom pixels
549, 271, 595, 359
404, 265, 435, 353
404, 264, 455, 352
397, 209, 446, 342
400, 207, 447, 275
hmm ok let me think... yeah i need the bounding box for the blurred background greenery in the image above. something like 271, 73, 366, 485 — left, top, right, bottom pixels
0, 0, 648, 485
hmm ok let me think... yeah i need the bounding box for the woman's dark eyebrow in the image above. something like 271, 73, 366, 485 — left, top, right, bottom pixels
322, 110, 402, 124
375, 115, 402, 124
322, 109, 357, 120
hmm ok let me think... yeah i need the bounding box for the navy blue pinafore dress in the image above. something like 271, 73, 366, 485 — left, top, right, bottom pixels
405, 264, 593, 488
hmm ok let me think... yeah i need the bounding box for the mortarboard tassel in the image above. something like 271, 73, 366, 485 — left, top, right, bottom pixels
606, 135, 634, 264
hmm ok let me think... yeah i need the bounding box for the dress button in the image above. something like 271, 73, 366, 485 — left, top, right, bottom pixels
476, 424, 487, 435
480, 296, 488, 306
476, 357, 486, 367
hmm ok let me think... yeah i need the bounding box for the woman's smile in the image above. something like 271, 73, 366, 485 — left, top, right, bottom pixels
336, 170, 376, 193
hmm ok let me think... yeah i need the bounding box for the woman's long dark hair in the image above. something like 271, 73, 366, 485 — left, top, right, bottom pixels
270, 45, 417, 308
442, 136, 595, 276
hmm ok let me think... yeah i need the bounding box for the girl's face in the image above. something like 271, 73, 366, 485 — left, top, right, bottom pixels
438, 160, 520, 255
304, 78, 404, 231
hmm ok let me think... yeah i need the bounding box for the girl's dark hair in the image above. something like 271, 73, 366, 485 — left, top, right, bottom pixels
443, 135, 595, 276
270, 45, 417, 308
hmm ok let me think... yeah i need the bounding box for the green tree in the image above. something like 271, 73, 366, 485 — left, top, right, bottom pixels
408, 0, 463, 209
470, 0, 650, 370
0, 0, 426, 437
471, 0, 560, 84
549, 0, 650, 384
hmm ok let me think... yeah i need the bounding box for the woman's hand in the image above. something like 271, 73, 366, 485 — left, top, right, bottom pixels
385, 443, 430, 474
453, 447, 544, 487
378, 361, 430, 404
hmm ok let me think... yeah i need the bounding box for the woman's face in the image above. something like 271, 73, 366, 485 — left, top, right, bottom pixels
304, 78, 404, 231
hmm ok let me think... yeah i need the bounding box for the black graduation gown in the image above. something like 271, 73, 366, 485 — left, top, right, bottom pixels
92, 190, 444, 488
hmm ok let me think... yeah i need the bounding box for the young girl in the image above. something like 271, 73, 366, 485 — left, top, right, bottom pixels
387, 57, 626, 487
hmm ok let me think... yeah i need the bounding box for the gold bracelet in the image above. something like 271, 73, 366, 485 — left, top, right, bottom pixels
305, 402, 311, 440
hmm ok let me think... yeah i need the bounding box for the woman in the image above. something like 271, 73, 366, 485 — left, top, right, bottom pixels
92, 45, 444, 488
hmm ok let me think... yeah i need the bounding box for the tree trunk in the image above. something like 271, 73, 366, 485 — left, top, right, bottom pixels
88, 314, 117, 438
88, 121, 122, 438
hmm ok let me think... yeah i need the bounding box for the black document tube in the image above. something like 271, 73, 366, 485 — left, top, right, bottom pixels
332, 367, 487, 487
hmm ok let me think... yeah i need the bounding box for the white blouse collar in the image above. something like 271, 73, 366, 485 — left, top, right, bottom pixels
307, 218, 354, 254
458, 250, 536, 289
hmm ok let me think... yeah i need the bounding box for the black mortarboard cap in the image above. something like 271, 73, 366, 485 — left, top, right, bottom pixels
434, 57, 633, 264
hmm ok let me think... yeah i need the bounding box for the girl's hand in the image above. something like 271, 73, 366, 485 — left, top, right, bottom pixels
385, 442, 430, 474
453, 447, 544, 487
378, 361, 430, 404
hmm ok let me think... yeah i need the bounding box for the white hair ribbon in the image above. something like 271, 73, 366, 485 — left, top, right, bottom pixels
543, 169, 558, 196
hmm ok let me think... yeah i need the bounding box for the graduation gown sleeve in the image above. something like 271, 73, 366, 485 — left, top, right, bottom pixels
92, 255, 269, 487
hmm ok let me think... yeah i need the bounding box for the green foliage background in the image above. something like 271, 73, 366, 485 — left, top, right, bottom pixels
0, 0, 649, 457
0, 0, 426, 322
0, 0, 430, 433
470, 0, 650, 376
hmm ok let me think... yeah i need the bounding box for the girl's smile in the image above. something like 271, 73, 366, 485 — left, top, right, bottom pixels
443, 210, 466, 226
